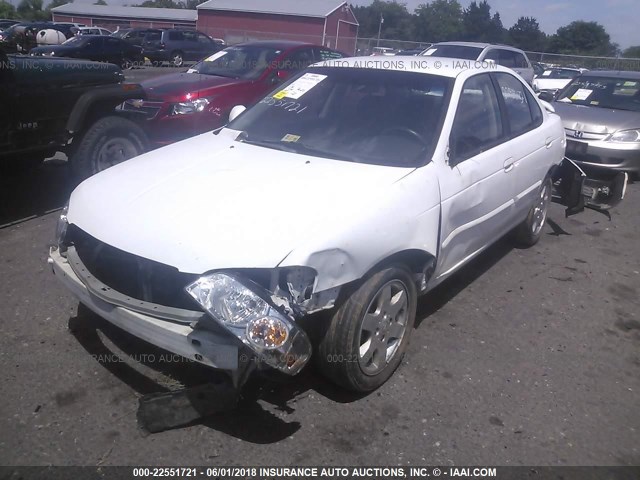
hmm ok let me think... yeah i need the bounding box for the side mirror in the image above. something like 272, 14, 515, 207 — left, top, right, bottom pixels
228, 105, 246, 123
537, 91, 554, 102
270, 70, 290, 84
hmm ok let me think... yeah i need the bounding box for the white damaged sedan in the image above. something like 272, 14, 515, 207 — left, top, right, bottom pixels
51, 58, 576, 393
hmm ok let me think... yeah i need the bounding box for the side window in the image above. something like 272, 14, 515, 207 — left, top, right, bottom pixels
497, 49, 516, 68
168, 31, 183, 41
197, 33, 212, 44
450, 73, 504, 162
514, 52, 529, 68
282, 48, 315, 71
494, 72, 541, 136
316, 48, 343, 61
182, 31, 197, 42
484, 49, 499, 62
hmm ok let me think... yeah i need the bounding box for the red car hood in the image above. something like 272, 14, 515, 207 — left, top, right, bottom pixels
142, 72, 248, 101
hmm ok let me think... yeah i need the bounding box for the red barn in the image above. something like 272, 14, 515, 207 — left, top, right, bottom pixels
51, 4, 197, 31
196, 0, 358, 54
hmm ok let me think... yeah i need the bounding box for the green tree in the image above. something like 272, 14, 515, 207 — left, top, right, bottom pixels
622, 45, 640, 58
134, 0, 183, 8
17, 0, 49, 20
0, 0, 17, 18
508, 16, 546, 51
413, 0, 462, 43
461, 1, 505, 43
351, 1, 414, 40
547, 21, 616, 56
184, 0, 205, 8
46, 0, 71, 11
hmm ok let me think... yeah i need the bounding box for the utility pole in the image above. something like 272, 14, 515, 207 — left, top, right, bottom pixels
376, 14, 384, 47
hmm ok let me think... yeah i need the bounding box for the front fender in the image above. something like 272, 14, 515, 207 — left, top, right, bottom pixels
67, 83, 146, 134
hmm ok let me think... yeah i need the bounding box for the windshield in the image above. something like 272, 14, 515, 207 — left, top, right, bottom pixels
112, 30, 128, 38
228, 67, 452, 167
423, 45, 482, 60
557, 76, 640, 112
189, 45, 282, 80
62, 36, 89, 46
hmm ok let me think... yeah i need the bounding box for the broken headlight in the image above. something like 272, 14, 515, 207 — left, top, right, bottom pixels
186, 273, 311, 375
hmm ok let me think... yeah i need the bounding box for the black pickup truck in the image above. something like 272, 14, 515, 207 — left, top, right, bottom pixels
0, 50, 149, 180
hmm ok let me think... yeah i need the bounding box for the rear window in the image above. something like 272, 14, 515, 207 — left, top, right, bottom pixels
423, 44, 483, 60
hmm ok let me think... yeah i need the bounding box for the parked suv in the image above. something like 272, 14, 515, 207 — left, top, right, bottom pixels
142, 29, 223, 67
423, 42, 534, 84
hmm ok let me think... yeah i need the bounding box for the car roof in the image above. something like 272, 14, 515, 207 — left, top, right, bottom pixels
234, 40, 314, 49
311, 55, 513, 78
432, 41, 525, 53
578, 70, 640, 80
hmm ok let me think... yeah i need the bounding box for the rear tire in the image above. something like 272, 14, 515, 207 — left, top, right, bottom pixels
316, 265, 417, 392
512, 177, 552, 247
70, 116, 147, 182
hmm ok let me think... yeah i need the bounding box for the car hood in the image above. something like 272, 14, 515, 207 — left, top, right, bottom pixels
142, 72, 247, 100
31, 45, 76, 54
67, 131, 414, 274
552, 101, 640, 134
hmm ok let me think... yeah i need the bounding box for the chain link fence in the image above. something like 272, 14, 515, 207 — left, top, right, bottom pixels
525, 51, 640, 72
195, 27, 640, 70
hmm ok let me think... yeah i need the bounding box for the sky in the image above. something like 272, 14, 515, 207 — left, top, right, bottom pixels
350, 0, 638, 49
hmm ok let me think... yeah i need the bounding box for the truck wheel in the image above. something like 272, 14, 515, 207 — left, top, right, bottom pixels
316, 266, 417, 392
171, 51, 184, 67
512, 177, 552, 247
71, 116, 147, 182
121, 57, 134, 70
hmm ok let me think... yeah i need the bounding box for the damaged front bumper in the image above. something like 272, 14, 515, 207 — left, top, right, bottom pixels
50, 246, 240, 371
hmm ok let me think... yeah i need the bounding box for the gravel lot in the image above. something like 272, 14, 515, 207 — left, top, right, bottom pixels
0, 158, 639, 467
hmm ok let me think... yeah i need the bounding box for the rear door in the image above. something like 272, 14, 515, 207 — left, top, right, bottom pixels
492, 72, 557, 219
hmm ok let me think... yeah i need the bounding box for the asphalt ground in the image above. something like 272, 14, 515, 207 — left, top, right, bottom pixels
0, 154, 638, 467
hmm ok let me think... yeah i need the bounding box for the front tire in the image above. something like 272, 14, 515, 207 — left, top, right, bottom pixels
170, 50, 184, 67
512, 177, 552, 247
317, 266, 417, 392
70, 116, 148, 182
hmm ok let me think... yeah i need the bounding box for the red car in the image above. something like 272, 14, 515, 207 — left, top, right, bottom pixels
122, 41, 345, 147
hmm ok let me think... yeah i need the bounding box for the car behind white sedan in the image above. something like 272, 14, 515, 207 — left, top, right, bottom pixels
51, 58, 577, 394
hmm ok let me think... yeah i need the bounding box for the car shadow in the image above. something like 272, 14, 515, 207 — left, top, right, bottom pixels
415, 236, 514, 326
67, 304, 366, 443
0, 158, 72, 228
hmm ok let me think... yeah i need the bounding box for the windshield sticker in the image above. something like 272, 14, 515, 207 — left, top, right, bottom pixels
571, 89, 592, 101
542, 70, 552, 76
260, 97, 308, 114
281, 134, 300, 143
275, 73, 327, 99
186, 68, 197, 73
590, 101, 600, 105
623, 81, 638, 87
205, 51, 227, 62
423, 48, 436, 56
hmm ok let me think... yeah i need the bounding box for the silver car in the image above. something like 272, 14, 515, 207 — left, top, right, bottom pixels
540, 71, 640, 177
422, 41, 534, 84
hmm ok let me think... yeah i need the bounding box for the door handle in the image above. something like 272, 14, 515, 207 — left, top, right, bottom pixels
503, 158, 515, 173
545, 137, 553, 148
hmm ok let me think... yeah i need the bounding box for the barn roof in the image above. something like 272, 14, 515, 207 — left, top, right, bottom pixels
196, 0, 348, 19
51, 3, 198, 22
